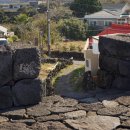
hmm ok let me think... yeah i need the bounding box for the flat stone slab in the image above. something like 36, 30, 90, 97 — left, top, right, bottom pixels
49, 107, 77, 114
27, 104, 51, 117
102, 100, 119, 108
63, 110, 86, 119
97, 106, 128, 116
10, 119, 36, 126
79, 97, 99, 104
0, 116, 8, 123
54, 98, 78, 107
42, 95, 64, 104
77, 102, 104, 111
0, 122, 31, 130
0, 108, 26, 119
121, 120, 130, 128
36, 114, 64, 122
30, 121, 71, 130
65, 115, 120, 130
116, 96, 130, 106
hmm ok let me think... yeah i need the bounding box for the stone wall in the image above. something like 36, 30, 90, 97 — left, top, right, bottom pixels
98, 35, 130, 90
0, 46, 44, 109
41, 58, 73, 96
44, 50, 85, 61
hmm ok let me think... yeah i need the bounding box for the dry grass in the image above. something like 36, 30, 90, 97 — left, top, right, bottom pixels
45, 41, 85, 52
39, 63, 56, 79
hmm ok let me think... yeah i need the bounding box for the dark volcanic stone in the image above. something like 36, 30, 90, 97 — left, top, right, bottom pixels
97, 106, 128, 116
0, 122, 31, 130
97, 70, 114, 89
13, 47, 40, 81
0, 86, 13, 109
31, 121, 71, 130
99, 55, 119, 74
112, 77, 130, 90
99, 35, 130, 57
12, 79, 43, 106
0, 51, 12, 87
119, 60, 130, 77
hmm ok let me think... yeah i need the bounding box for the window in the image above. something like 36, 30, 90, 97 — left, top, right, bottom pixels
90, 21, 96, 26
86, 59, 89, 67
105, 21, 112, 26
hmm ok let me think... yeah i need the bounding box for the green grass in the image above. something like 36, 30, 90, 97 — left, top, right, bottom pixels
70, 65, 85, 92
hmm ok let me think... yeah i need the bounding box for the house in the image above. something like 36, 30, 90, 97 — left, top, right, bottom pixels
0, 26, 8, 36
0, 0, 38, 12
84, 23, 130, 76
84, 3, 130, 28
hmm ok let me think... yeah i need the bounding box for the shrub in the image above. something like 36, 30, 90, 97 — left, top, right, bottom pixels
77, 46, 83, 52
62, 45, 68, 52
70, 44, 76, 51
11, 35, 18, 42
7, 37, 13, 44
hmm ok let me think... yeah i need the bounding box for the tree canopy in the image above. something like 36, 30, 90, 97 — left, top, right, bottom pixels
70, 0, 102, 17
58, 18, 87, 40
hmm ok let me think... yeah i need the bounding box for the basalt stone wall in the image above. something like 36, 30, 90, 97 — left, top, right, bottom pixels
41, 58, 73, 96
98, 35, 130, 90
44, 50, 85, 61
0, 46, 44, 109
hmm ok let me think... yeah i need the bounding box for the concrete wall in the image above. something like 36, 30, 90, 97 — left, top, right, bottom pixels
84, 39, 99, 76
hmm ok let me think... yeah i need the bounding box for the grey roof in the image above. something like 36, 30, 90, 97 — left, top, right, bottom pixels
102, 3, 125, 11
84, 10, 119, 19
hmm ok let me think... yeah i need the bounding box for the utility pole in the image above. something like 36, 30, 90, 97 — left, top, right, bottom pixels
47, 0, 51, 56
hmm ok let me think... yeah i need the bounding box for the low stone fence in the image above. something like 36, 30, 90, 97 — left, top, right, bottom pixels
41, 58, 73, 95
44, 50, 85, 61
0, 46, 44, 109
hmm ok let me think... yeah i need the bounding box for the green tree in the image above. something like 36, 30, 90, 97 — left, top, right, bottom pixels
58, 18, 87, 40
15, 14, 30, 24
70, 0, 102, 17
18, 6, 38, 17
51, 6, 73, 21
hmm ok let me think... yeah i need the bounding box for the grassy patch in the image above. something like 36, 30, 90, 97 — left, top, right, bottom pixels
51, 65, 73, 87
39, 63, 56, 79
70, 65, 85, 92
45, 41, 85, 52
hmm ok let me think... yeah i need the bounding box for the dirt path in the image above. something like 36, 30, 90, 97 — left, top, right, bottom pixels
55, 61, 91, 99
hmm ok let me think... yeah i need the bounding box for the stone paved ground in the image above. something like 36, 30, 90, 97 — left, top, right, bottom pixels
1, 61, 130, 129
0, 90, 130, 130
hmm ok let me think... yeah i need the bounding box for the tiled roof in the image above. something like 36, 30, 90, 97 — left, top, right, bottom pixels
84, 10, 119, 19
